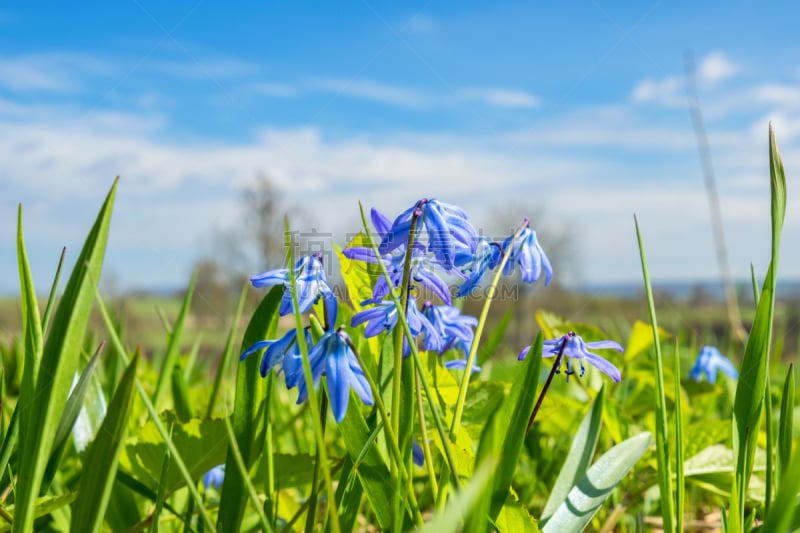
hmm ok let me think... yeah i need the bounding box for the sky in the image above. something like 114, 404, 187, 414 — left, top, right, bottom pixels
2, 1, 800, 294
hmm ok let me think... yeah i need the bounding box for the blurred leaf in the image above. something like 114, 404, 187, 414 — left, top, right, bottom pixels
624, 320, 670, 362
778, 364, 794, 483
542, 432, 651, 533
682, 420, 730, 461
496, 500, 540, 533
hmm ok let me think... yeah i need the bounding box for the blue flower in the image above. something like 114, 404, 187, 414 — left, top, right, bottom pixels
292, 328, 373, 422
689, 345, 738, 384
240, 328, 312, 378
519, 332, 622, 382
412, 440, 425, 467
379, 199, 478, 270
455, 236, 501, 297
202, 464, 225, 490
250, 253, 337, 321
421, 302, 477, 355
351, 296, 442, 354
502, 220, 553, 285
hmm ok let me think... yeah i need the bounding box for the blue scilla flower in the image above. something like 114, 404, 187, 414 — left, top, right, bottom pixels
455, 236, 501, 297
689, 345, 739, 384
502, 219, 553, 285
519, 332, 622, 382
421, 302, 477, 355
240, 327, 312, 378
289, 328, 373, 423
250, 253, 337, 321
351, 295, 443, 354
379, 199, 478, 270
202, 464, 225, 490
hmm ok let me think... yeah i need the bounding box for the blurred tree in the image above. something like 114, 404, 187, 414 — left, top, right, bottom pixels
191, 259, 231, 325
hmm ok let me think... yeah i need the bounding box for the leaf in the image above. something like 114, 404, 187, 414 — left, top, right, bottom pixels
541, 432, 651, 533
121, 415, 228, 492
624, 320, 670, 362
71, 354, 138, 533
13, 179, 117, 533
730, 125, 786, 529
152, 270, 196, 405
541, 386, 605, 522
418, 457, 496, 533
778, 364, 794, 482
760, 444, 800, 533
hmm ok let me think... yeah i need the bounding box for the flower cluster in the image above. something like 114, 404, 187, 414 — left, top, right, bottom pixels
242, 196, 622, 424
241, 253, 373, 423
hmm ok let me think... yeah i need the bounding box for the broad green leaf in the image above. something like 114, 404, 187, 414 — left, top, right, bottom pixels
1, 492, 77, 532
624, 320, 670, 362
122, 415, 227, 492
217, 285, 282, 532
541, 386, 604, 522
542, 432, 651, 533
206, 282, 249, 418
496, 500, 540, 533
683, 420, 730, 461
71, 354, 138, 533
14, 179, 117, 533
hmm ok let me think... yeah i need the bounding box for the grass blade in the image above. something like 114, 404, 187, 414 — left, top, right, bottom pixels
206, 282, 249, 418
152, 270, 196, 405
778, 364, 794, 484
634, 215, 674, 532
674, 342, 685, 533
730, 125, 786, 530
13, 178, 118, 533
70, 354, 138, 533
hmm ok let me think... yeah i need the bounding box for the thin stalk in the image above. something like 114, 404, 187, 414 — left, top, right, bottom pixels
343, 337, 425, 526
414, 364, 439, 495
283, 219, 341, 533
263, 373, 278, 530
305, 391, 329, 533
526, 333, 569, 433
451, 220, 528, 436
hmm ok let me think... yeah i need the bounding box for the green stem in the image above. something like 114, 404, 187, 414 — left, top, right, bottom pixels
305, 391, 328, 533
414, 364, 439, 496
526, 333, 570, 433
450, 220, 528, 437
284, 220, 341, 533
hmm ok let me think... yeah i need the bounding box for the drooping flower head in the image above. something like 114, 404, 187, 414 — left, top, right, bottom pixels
454, 236, 502, 297
290, 328, 373, 422
519, 331, 622, 382
379, 199, 478, 270
250, 253, 337, 322
689, 345, 738, 384
240, 327, 312, 378
502, 219, 553, 285
202, 464, 225, 490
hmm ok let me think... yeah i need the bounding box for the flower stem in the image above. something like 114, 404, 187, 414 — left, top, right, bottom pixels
526, 333, 570, 433
450, 219, 528, 438
284, 218, 341, 533
305, 390, 328, 533
414, 365, 439, 496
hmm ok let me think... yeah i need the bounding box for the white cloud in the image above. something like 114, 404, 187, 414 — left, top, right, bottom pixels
698, 52, 737, 85
307, 78, 427, 108
631, 76, 682, 106
0, 52, 113, 92
145, 57, 260, 80
751, 83, 800, 109
458, 87, 539, 109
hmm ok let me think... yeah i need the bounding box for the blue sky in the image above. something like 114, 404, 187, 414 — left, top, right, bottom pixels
2, 2, 800, 293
